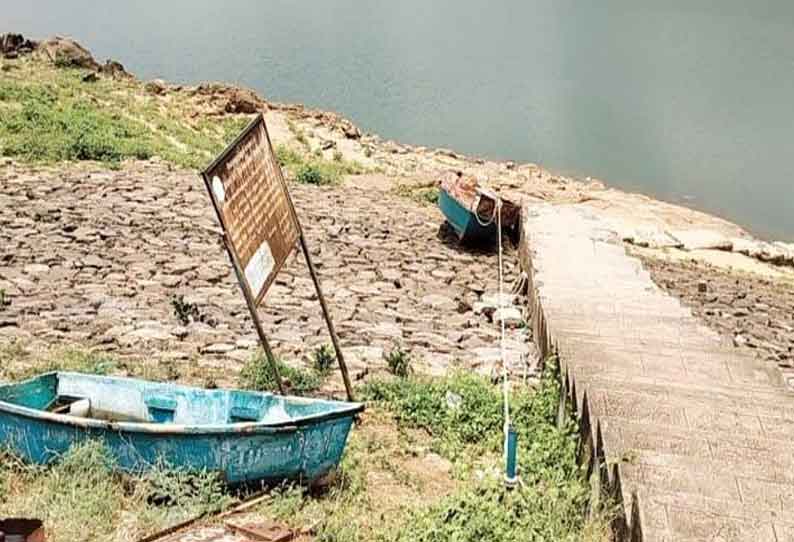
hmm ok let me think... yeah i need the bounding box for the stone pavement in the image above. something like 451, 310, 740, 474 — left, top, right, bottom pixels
520, 204, 794, 542
0, 162, 534, 382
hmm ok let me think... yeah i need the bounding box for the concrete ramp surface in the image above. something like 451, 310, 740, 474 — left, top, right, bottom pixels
520, 204, 794, 542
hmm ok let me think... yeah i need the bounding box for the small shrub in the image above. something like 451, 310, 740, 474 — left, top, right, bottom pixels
240, 352, 321, 394
275, 144, 304, 169
138, 461, 232, 514
386, 347, 412, 377
295, 163, 327, 185
171, 295, 200, 325
312, 344, 335, 375
333, 150, 343, 162
418, 187, 440, 205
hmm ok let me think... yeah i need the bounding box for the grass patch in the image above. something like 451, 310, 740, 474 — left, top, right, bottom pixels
259, 362, 613, 542
0, 59, 251, 169
0, 82, 151, 164
0, 441, 234, 542
239, 350, 324, 394
0, 345, 116, 382
276, 143, 364, 185
394, 183, 440, 206
360, 362, 614, 541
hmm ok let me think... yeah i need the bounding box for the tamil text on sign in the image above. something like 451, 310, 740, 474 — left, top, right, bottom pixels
202, 114, 299, 304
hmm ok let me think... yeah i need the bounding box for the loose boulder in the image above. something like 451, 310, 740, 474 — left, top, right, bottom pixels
37, 36, 99, 70
0, 33, 37, 58
145, 79, 168, 95
99, 59, 132, 79
340, 120, 362, 140
192, 83, 266, 115
224, 87, 262, 114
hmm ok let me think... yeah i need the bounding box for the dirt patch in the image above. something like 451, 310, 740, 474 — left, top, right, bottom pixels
637, 251, 794, 386
356, 411, 456, 513
245, 407, 457, 541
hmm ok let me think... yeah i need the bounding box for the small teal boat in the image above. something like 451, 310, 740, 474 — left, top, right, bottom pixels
438, 173, 520, 243
0, 372, 363, 484
438, 188, 497, 242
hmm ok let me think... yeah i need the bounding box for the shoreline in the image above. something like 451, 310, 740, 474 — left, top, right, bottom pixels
2, 32, 793, 270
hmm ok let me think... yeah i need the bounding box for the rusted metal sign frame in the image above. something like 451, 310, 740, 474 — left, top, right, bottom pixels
202, 114, 286, 395
203, 115, 299, 305
202, 114, 354, 401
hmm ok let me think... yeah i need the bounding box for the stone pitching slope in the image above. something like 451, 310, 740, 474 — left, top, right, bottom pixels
520, 204, 794, 542
0, 162, 532, 383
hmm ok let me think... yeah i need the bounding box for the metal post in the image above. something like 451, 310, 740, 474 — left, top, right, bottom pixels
261, 125, 355, 402
296, 232, 355, 401
203, 160, 284, 395
221, 234, 285, 395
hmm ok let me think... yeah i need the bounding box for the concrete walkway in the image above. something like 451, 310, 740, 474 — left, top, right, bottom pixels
519, 204, 794, 542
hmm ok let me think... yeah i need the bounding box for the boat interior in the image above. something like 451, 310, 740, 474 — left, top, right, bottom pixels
0, 372, 358, 426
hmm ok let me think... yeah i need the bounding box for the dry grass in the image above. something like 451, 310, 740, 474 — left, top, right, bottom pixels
0, 441, 234, 542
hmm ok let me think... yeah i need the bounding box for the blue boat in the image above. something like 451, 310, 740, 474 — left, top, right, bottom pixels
438, 187, 498, 242
0, 372, 363, 484
438, 173, 520, 243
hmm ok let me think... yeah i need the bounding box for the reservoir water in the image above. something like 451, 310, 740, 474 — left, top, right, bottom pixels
4, 1, 794, 239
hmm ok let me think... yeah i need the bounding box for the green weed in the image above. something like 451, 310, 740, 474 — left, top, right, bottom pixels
240, 351, 322, 394
0, 82, 151, 164
395, 184, 440, 206
275, 144, 304, 169
296, 163, 327, 185
312, 344, 336, 375
385, 347, 412, 377
396, 475, 597, 542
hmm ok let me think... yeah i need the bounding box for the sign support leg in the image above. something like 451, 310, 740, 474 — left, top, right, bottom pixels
297, 233, 355, 402
222, 234, 285, 395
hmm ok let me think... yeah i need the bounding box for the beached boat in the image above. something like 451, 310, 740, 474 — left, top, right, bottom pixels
0, 372, 363, 484
438, 172, 521, 243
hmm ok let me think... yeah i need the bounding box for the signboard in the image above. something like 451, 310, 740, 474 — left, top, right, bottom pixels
202, 114, 299, 304
201, 113, 354, 401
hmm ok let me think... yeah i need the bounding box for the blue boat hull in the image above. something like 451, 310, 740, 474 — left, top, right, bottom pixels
0, 373, 363, 484
438, 188, 497, 242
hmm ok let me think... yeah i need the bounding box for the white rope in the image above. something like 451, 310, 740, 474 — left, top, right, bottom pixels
496, 197, 511, 470
473, 195, 497, 228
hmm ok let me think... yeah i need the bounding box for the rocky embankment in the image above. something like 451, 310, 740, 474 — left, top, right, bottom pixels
0, 161, 535, 389
2, 32, 794, 389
